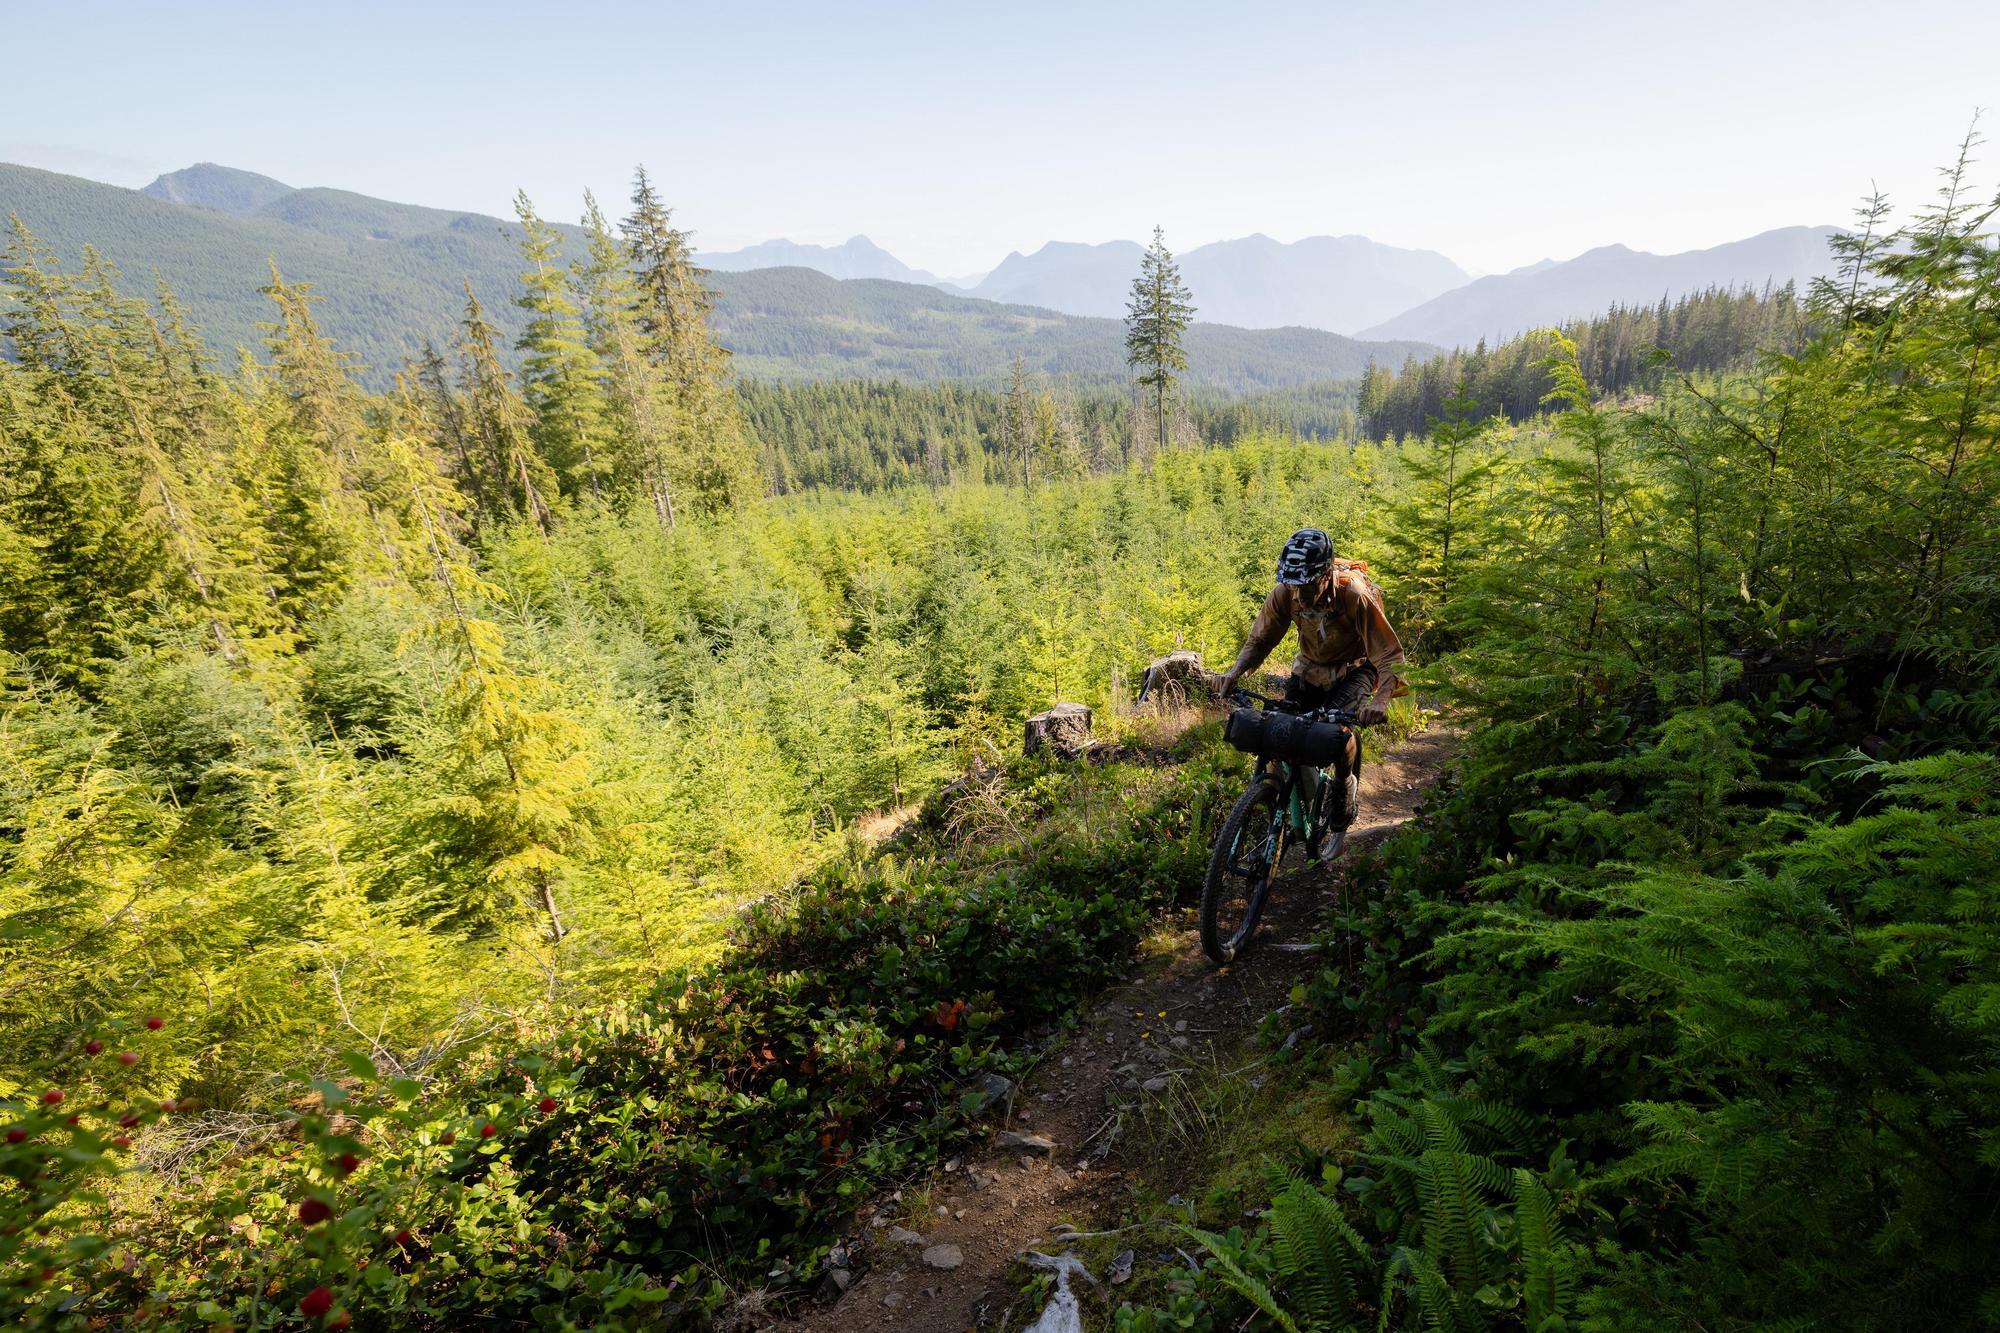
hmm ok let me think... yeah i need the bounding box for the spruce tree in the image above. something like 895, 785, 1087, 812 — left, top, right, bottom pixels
1124, 225, 1195, 459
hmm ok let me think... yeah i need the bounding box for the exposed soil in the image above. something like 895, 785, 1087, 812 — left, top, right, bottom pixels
765, 726, 1457, 1333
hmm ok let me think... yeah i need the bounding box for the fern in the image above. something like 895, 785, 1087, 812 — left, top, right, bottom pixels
1511, 1169, 1575, 1332
1268, 1179, 1374, 1324
1182, 1224, 1306, 1333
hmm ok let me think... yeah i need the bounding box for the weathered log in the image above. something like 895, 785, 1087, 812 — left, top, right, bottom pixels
1023, 702, 1093, 757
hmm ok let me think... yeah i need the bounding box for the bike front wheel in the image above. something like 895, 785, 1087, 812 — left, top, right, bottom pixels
1201, 779, 1287, 965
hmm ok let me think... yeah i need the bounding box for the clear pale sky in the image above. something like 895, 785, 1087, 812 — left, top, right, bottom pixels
4, 0, 1994, 278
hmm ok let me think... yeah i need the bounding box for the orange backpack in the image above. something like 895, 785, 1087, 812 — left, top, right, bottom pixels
1328, 557, 1385, 606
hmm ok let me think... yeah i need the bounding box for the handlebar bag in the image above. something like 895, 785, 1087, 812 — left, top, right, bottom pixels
1223, 707, 1348, 767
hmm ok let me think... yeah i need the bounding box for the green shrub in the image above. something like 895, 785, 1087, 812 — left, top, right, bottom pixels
3, 745, 1233, 1328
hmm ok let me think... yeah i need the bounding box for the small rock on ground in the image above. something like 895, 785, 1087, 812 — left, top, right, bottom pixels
995, 1129, 1054, 1156
923, 1243, 964, 1270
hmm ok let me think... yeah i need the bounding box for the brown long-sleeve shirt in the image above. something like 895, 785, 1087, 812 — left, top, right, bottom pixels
1229, 567, 1406, 698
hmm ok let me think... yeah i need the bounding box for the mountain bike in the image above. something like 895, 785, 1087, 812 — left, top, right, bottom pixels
1200, 687, 1364, 965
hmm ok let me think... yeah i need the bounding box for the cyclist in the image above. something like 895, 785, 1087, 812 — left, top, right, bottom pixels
1214, 527, 1405, 857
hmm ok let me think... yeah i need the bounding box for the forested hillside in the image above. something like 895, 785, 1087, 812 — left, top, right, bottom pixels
707, 267, 1426, 388
0, 163, 1431, 392
1, 133, 1995, 1333
743, 376, 1363, 491
1355, 283, 1803, 439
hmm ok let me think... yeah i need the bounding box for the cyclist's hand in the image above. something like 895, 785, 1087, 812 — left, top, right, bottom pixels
1357, 702, 1388, 727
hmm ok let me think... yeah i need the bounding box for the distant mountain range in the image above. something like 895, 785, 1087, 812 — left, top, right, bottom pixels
2, 159, 1843, 391
0, 162, 1429, 392
967, 234, 1472, 334
706, 266, 1431, 388
1357, 227, 1842, 347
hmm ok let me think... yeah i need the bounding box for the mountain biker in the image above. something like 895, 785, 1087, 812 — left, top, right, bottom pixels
1214, 527, 1405, 855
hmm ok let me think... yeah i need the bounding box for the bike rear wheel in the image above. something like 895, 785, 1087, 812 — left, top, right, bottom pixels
1202, 779, 1287, 965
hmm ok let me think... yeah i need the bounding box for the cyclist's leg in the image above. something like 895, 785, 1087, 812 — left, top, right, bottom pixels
1325, 661, 1378, 714
1325, 664, 1378, 826
1281, 672, 1336, 710
1283, 674, 1336, 794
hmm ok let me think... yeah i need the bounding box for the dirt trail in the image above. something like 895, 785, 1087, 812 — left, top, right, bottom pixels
769, 727, 1456, 1333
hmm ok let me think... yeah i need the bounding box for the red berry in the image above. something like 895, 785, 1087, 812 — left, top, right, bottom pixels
335, 1152, 361, 1175
119, 1113, 140, 1128
85, 1040, 104, 1056
6, 1128, 25, 1144
112, 1135, 131, 1149
438, 1132, 455, 1146
297, 1198, 332, 1226
41, 1089, 63, 1106
537, 1097, 557, 1114
117, 1051, 140, 1066
145, 1017, 164, 1030
160, 1099, 176, 1114
479, 1122, 497, 1139
64, 1115, 79, 1127
393, 1228, 413, 1246
328, 1313, 352, 1332
298, 1285, 334, 1318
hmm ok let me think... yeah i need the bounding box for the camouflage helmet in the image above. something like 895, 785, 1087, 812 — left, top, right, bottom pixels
1276, 528, 1334, 585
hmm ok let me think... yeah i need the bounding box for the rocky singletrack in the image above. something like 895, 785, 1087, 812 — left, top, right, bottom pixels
770, 726, 1456, 1333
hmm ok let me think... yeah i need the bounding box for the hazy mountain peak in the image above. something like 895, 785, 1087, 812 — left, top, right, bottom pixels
141, 162, 294, 215
1359, 225, 1842, 349
698, 234, 939, 284
971, 232, 1469, 333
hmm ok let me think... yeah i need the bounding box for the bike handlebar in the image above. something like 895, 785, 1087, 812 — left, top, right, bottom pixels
1223, 686, 1361, 726
1131, 667, 1370, 725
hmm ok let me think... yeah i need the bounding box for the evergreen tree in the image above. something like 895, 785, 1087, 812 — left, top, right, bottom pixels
512, 191, 607, 503
1003, 354, 1033, 487
1124, 225, 1195, 459
575, 190, 676, 526
387, 433, 594, 952
622, 167, 760, 518
457, 283, 556, 534
1382, 390, 1503, 652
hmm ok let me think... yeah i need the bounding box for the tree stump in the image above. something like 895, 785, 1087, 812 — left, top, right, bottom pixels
1140, 650, 1210, 708
1023, 703, 1093, 758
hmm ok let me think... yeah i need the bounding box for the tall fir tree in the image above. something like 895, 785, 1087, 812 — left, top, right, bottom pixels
512, 192, 607, 504
576, 190, 676, 526
1003, 355, 1033, 487
456, 283, 556, 535
1124, 225, 1195, 459
622, 166, 759, 518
